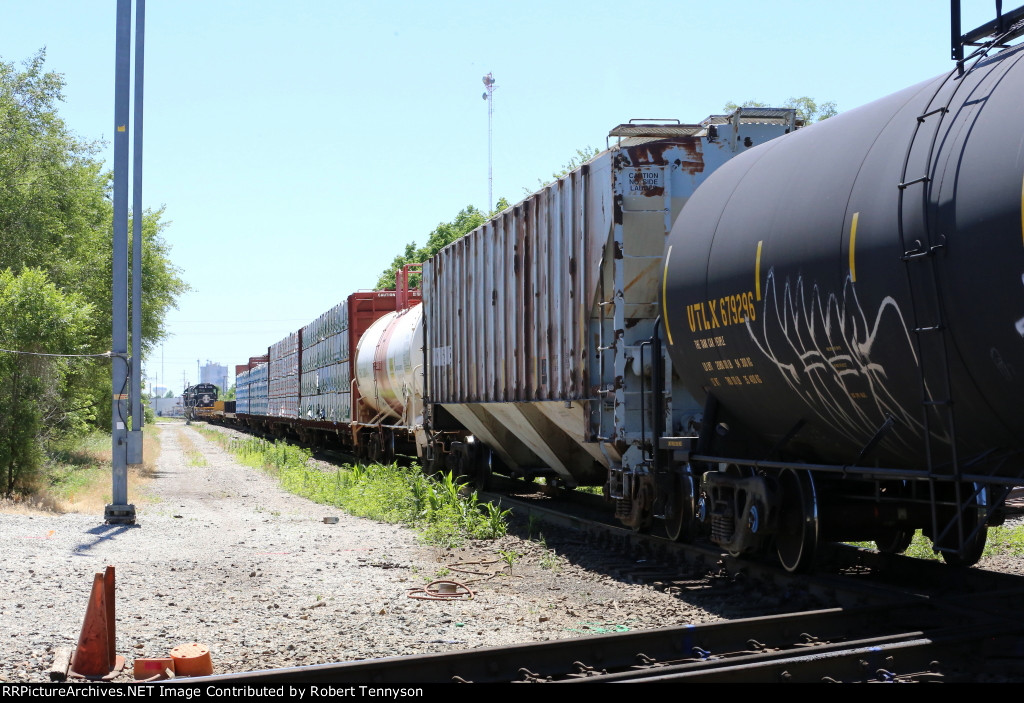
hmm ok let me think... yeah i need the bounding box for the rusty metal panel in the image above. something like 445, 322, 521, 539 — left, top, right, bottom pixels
426, 151, 612, 405
425, 114, 795, 483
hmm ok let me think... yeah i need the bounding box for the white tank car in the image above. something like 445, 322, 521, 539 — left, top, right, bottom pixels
353, 303, 424, 426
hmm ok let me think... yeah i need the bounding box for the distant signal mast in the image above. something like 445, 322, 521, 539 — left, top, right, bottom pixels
482, 73, 496, 211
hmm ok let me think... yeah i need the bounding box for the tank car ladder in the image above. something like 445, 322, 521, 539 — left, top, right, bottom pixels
895, 65, 986, 561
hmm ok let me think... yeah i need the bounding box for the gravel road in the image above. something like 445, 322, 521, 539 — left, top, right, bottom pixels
0, 422, 718, 682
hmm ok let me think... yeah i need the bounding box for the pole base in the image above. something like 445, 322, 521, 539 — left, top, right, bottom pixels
104, 504, 136, 524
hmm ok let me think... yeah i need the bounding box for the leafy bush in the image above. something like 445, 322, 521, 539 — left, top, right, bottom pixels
219, 435, 509, 546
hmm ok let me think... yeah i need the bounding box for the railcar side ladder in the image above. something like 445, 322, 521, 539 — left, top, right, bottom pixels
896, 66, 979, 558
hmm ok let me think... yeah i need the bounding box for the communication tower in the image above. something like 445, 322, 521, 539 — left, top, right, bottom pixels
482, 73, 496, 211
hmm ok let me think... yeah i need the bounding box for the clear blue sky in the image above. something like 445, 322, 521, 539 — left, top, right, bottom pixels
0, 1, 1001, 394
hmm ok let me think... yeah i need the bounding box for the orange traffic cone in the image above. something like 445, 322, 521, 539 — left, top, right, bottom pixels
69, 566, 125, 680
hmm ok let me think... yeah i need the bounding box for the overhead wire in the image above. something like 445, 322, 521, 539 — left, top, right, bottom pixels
0, 348, 118, 359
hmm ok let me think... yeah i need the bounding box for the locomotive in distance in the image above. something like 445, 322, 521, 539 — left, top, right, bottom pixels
205, 24, 1024, 573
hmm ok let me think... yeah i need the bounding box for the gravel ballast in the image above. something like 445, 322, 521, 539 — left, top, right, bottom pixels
0, 422, 718, 682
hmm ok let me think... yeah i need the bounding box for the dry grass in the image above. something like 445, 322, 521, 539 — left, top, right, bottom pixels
0, 426, 162, 516
177, 432, 207, 467
0, 493, 68, 515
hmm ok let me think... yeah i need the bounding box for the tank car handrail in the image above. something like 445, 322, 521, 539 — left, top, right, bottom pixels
953, 1, 1024, 64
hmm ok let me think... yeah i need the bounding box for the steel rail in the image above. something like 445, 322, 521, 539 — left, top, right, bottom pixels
163, 602, 988, 684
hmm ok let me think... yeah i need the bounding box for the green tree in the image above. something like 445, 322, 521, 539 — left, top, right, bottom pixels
529, 146, 600, 193
375, 205, 492, 290
723, 96, 838, 124
131, 208, 191, 358
0, 51, 189, 434
0, 268, 93, 496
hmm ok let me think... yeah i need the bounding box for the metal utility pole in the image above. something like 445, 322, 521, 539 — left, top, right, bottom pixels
130, 0, 146, 444
482, 73, 496, 211
107, 0, 145, 524
106, 0, 134, 524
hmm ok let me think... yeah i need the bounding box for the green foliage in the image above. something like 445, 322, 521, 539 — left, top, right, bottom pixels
900, 531, 942, 560
983, 525, 1024, 556
498, 548, 522, 575
723, 96, 838, 124
0, 268, 93, 495
527, 513, 542, 540
216, 434, 510, 547
539, 547, 560, 571
529, 146, 600, 193
375, 205, 492, 290
376, 146, 599, 288
42, 431, 110, 501
0, 50, 189, 483
850, 525, 1024, 561
481, 501, 511, 539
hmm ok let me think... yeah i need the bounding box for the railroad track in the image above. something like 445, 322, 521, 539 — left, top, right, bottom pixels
165, 600, 1022, 683
492, 481, 1024, 590
190, 425, 1024, 682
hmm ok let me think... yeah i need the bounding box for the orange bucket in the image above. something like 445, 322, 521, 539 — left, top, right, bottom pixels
169, 643, 213, 677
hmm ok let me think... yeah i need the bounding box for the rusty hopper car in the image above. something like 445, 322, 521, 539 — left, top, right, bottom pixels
423, 109, 797, 529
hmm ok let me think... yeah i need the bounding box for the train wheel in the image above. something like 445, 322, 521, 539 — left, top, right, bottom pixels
774, 468, 819, 573
936, 483, 988, 568
367, 435, 383, 465
425, 444, 447, 477
664, 468, 697, 543
473, 447, 493, 492
355, 440, 370, 465
875, 528, 915, 554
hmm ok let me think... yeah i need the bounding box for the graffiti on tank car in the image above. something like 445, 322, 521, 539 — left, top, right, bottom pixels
991, 347, 1015, 382
746, 269, 933, 454
1016, 273, 1024, 337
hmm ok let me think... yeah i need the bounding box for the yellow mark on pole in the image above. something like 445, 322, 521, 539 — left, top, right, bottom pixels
849, 212, 860, 282
117, 125, 126, 132
662, 245, 674, 345
754, 240, 763, 301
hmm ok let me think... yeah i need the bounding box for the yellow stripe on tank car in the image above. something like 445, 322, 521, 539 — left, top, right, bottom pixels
662, 245, 674, 345
755, 240, 763, 301
849, 212, 859, 283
